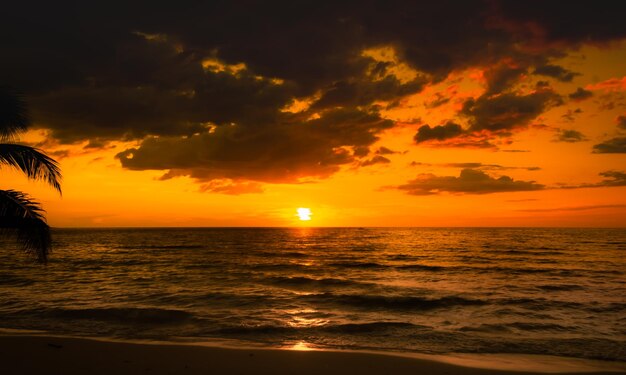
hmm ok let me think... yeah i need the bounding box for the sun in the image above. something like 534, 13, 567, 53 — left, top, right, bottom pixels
297, 208, 312, 221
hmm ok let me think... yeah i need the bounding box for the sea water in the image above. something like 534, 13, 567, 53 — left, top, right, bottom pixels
0, 228, 624, 361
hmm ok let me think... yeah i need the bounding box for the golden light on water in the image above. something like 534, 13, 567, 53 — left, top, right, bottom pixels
297, 208, 312, 221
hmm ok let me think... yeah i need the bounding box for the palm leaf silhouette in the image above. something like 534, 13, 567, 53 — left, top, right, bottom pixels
0, 86, 61, 262
0, 144, 62, 194
0, 86, 29, 141
0, 190, 51, 262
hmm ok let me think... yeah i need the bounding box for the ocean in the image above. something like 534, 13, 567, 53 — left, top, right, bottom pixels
0, 228, 624, 361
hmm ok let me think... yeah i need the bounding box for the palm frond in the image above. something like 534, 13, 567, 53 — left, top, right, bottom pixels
0, 189, 51, 263
0, 144, 62, 194
0, 86, 30, 141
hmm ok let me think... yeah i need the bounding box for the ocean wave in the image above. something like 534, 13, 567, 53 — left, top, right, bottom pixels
328, 262, 387, 269
499, 297, 585, 310
301, 293, 486, 310
507, 322, 574, 331
491, 249, 565, 256
396, 264, 445, 271
0, 275, 34, 286
48, 307, 193, 324
587, 302, 626, 313
536, 284, 584, 291
459, 320, 577, 333
267, 276, 359, 288
255, 251, 308, 258
321, 322, 420, 333
214, 321, 420, 335
117, 244, 205, 250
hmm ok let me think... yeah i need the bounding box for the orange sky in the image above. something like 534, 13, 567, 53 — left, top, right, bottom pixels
3, 3, 626, 227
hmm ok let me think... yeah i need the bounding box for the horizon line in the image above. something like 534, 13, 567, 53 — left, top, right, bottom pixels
50, 225, 626, 229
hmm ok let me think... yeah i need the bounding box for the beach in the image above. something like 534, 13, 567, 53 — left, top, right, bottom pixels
1, 335, 625, 375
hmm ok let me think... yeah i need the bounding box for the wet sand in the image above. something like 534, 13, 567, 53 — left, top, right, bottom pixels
1, 335, 625, 375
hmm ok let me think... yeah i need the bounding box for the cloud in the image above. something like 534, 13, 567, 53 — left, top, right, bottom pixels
586, 77, 626, 92
393, 169, 545, 195
555, 129, 587, 143
414, 122, 464, 143
493, 1, 626, 45
444, 163, 540, 171
359, 155, 391, 167
533, 64, 579, 82
596, 171, 626, 187
198, 180, 264, 195
484, 64, 527, 96
311, 75, 427, 110
568, 87, 593, 101
424, 92, 451, 108
2, 1, 626, 186
462, 90, 563, 133
376, 146, 400, 155
561, 170, 626, 189
416, 88, 563, 148
518, 204, 626, 213
413, 162, 541, 171
592, 137, 626, 153
31, 65, 297, 144
117, 108, 393, 183
561, 108, 582, 122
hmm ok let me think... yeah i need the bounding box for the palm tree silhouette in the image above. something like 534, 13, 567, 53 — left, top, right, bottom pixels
0, 86, 62, 263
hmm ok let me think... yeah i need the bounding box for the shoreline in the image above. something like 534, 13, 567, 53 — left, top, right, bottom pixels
1, 334, 624, 374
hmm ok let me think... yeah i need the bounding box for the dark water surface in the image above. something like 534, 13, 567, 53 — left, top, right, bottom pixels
0, 228, 624, 361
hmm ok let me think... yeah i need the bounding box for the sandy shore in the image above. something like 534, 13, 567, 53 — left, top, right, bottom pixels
0, 335, 624, 375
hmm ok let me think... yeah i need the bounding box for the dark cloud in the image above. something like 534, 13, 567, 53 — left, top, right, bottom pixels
462, 90, 563, 133
376, 147, 400, 155
597, 171, 626, 186
352, 146, 371, 157
494, 0, 626, 44
414, 122, 464, 143
359, 155, 391, 167
484, 64, 527, 96
411, 162, 540, 171
568, 87, 593, 101
518, 204, 626, 213
596, 171, 626, 187
311, 76, 426, 110
592, 137, 626, 153
424, 93, 450, 108
555, 129, 587, 143
443, 163, 485, 169
532, 64, 579, 82
417, 89, 563, 148
561, 171, 626, 189
441, 163, 540, 171
2, 0, 626, 186
393, 169, 544, 195
117, 108, 393, 183
31, 67, 297, 144
561, 108, 583, 122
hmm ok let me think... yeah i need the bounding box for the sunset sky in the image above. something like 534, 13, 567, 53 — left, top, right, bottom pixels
2, 1, 626, 227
